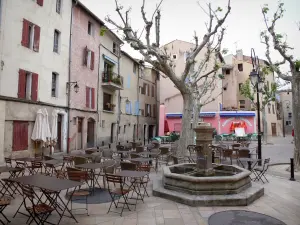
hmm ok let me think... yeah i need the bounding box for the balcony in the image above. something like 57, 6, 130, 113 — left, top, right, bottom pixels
102, 72, 123, 90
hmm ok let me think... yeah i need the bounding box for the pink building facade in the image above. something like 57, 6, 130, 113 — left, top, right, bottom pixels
68, 2, 103, 151
159, 105, 257, 136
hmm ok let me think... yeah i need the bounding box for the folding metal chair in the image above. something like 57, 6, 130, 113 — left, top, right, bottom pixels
137, 164, 150, 198
253, 158, 270, 183
105, 173, 132, 216
0, 197, 11, 225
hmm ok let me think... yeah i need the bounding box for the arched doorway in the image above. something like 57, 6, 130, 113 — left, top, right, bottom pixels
87, 118, 95, 148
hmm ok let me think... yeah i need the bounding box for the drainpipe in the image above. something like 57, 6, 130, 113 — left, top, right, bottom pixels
137, 64, 140, 141
116, 45, 123, 144
67, 1, 77, 153
96, 44, 102, 146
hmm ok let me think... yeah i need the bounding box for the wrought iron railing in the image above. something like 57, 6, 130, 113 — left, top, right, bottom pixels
102, 72, 123, 87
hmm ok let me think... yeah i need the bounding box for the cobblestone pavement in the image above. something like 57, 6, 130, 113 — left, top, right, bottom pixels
3, 170, 300, 225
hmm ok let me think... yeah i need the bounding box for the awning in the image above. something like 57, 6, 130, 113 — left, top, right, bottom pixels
166, 112, 216, 119
103, 54, 117, 64
220, 111, 255, 117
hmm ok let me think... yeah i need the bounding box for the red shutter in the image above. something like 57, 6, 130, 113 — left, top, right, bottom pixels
21, 19, 29, 47
83, 47, 88, 66
86, 87, 90, 107
18, 70, 26, 99
91, 51, 95, 70
33, 25, 40, 52
91, 88, 95, 109
13, 121, 29, 151
31, 73, 38, 101
37, 0, 44, 6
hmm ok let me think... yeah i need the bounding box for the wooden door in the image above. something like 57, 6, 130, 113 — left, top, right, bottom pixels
56, 114, 62, 152
271, 123, 277, 136
77, 118, 83, 149
87, 119, 95, 148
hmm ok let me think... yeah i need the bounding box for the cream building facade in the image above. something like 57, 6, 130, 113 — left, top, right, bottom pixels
223, 50, 278, 137
0, 0, 72, 157
159, 40, 223, 114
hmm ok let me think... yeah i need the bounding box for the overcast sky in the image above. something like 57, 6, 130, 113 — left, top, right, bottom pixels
81, 0, 299, 72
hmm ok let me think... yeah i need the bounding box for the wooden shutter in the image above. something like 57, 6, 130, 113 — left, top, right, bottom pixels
91, 51, 95, 70
83, 47, 88, 66
33, 25, 41, 52
153, 104, 156, 117
31, 73, 38, 101
37, 0, 44, 6
142, 83, 146, 95
149, 104, 152, 117
18, 70, 26, 99
13, 121, 29, 151
91, 88, 95, 109
86, 87, 90, 107
21, 19, 30, 47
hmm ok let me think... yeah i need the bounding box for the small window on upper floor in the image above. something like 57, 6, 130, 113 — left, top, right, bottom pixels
225, 69, 230, 74
238, 63, 243, 71
88, 21, 94, 36
288, 112, 292, 118
133, 63, 137, 74
51, 72, 58, 97
113, 42, 119, 55
53, 29, 60, 53
238, 83, 243, 91
56, 0, 62, 14
172, 54, 177, 60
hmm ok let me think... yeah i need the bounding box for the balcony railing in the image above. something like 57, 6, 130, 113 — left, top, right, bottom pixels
102, 72, 123, 90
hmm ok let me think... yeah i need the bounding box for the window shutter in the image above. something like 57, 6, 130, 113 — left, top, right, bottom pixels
129, 102, 132, 114
33, 25, 41, 52
91, 51, 95, 70
31, 73, 38, 101
86, 87, 90, 107
153, 104, 156, 117
83, 47, 88, 66
142, 83, 146, 95
125, 102, 129, 114
145, 104, 147, 116
149, 104, 152, 117
21, 19, 29, 47
18, 69, 26, 99
37, 0, 44, 6
91, 88, 95, 109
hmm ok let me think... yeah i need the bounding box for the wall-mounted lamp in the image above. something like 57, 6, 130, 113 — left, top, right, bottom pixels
66, 81, 79, 94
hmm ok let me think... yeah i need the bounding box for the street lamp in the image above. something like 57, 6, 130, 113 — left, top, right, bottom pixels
66, 81, 79, 93
249, 48, 262, 165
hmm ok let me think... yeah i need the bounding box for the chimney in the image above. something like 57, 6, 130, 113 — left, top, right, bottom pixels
236, 49, 243, 61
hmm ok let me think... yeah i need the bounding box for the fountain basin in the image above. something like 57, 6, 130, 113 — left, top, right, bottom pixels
163, 163, 251, 195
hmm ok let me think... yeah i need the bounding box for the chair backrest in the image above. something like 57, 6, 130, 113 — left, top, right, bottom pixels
238, 150, 250, 158
91, 152, 101, 163
120, 161, 137, 171
159, 147, 169, 155
21, 184, 35, 201
106, 174, 123, 191
4, 157, 12, 167
73, 156, 87, 165
136, 146, 144, 153
66, 167, 87, 182
31, 160, 43, 168
102, 150, 113, 158
232, 143, 241, 149
223, 149, 233, 157
138, 164, 151, 172
44, 155, 53, 161
102, 160, 116, 174
263, 158, 270, 171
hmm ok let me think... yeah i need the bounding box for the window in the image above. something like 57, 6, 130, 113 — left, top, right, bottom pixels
268, 107, 271, 114
239, 100, 245, 104
272, 104, 275, 114
133, 63, 137, 74
36, 0, 43, 6
152, 85, 155, 97
286, 121, 292, 126
125, 101, 132, 114
153, 104, 156, 117
238, 83, 243, 91
225, 69, 230, 74
83, 47, 94, 70
21, 19, 40, 52
103, 93, 113, 111
56, 0, 62, 14
86, 86, 95, 109
113, 42, 119, 55
13, 121, 29, 151
51, 73, 58, 97
172, 54, 177, 60
145, 104, 151, 117
288, 112, 292, 118
144, 83, 149, 96
88, 21, 93, 35
53, 30, 60, 53
18, 69, 38, 101
124, 125, 126, 134
238, 63, 243, 71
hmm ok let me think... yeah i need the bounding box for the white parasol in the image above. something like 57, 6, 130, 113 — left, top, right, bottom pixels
31, 109, 44, 142
42, 108, 51, 147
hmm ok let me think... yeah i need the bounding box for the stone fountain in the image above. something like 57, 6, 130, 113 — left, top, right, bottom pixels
153, 122, 264, 206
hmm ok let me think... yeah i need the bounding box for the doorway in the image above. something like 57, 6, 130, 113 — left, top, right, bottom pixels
110, 123, 115, 143
271, 123, 277, 136
133, 124, 136, 141
55, 114, 62, 152
143, 124, 147, 145
77, 118, 83, 149
148, 125, 154, 140
87, 118, 95, 148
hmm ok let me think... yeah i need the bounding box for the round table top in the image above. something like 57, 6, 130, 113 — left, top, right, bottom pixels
208, 210, 286, 225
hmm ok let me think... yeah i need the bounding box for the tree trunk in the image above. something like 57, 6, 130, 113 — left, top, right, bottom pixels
190, 100, 201, 145
178, 93, 194, 156
292, 76, 300, 170
262, 109, 268, 144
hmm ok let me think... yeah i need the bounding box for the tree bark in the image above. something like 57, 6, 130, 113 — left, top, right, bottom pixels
178, 93, 194, 156
292, 76, 300, 170
262, 109, 268, 144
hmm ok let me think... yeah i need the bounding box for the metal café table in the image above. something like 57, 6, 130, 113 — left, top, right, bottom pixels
238, 158, 260, 172
75, 163, 105, 192
12, 174, 82, 225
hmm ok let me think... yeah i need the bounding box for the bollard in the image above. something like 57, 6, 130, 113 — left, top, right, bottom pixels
247, 153, 252, 171
212, 151, 215, 164
290, 158, 296, 181
108, 143, 111, 149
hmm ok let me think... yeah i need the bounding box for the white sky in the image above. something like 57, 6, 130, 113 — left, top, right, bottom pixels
81, 0, 299, 72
